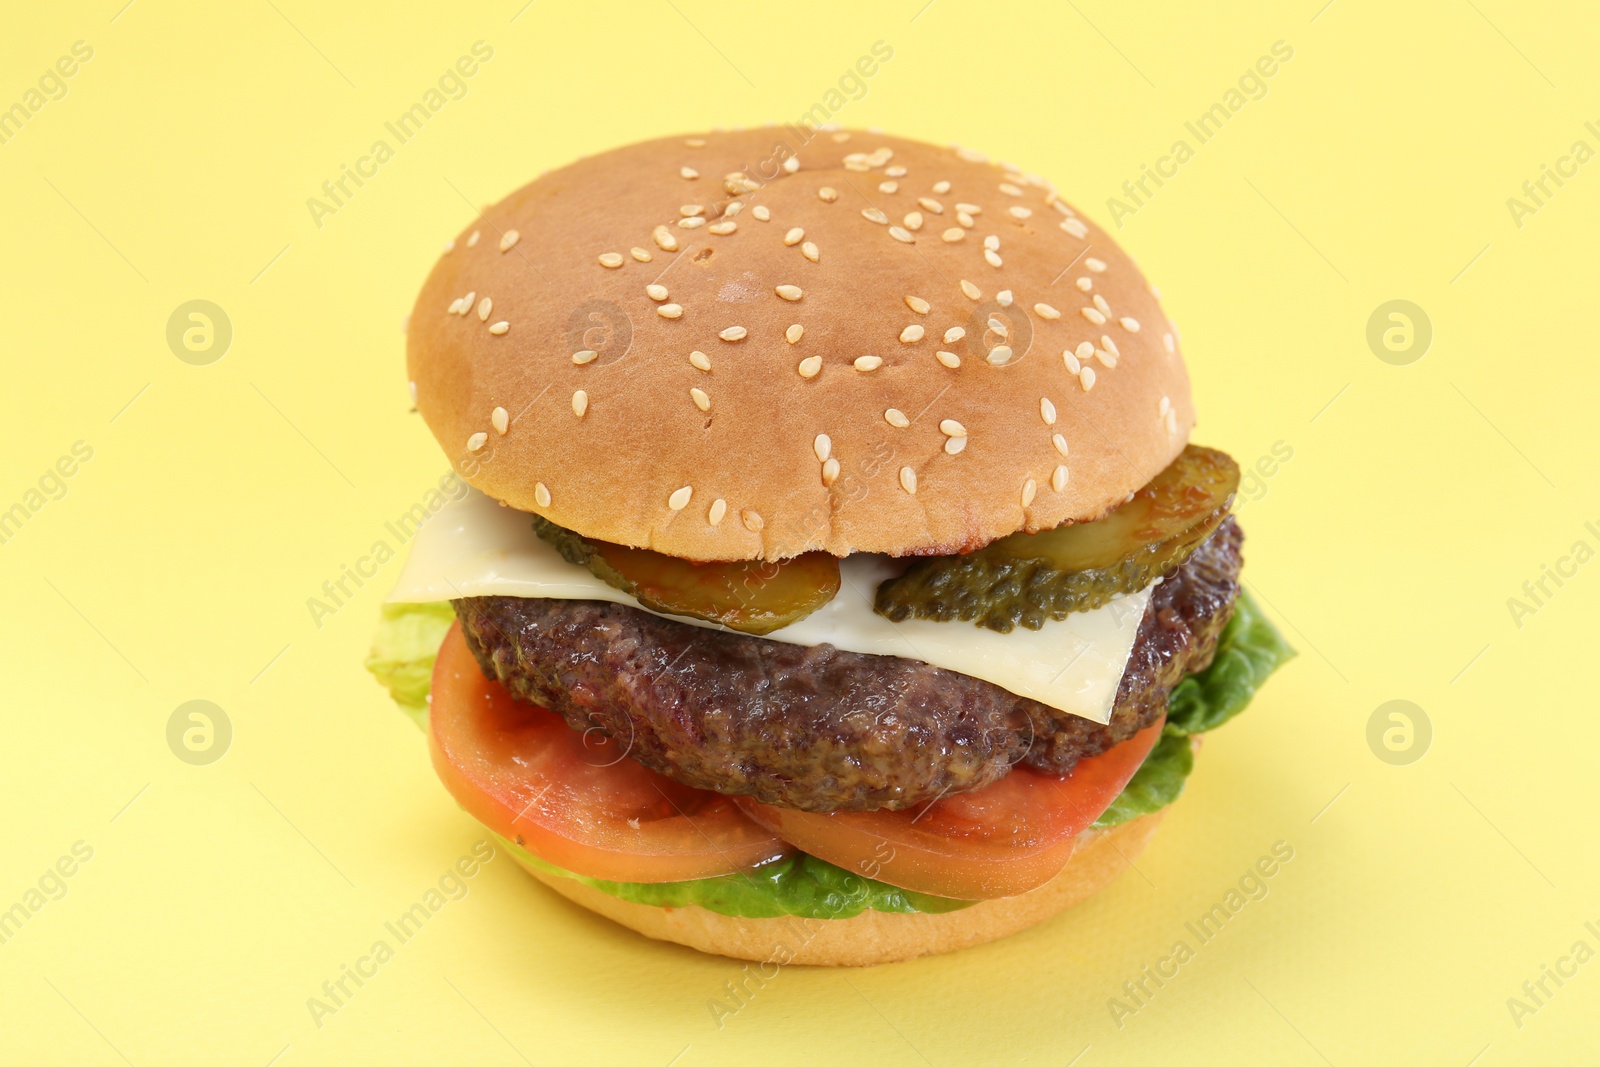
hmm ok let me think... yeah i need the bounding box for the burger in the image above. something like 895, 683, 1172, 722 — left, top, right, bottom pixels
366, 129, 1293, 967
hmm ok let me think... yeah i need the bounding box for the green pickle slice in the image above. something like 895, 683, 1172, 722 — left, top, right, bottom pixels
873, 445, 1240, 632
532, 516, 841, 635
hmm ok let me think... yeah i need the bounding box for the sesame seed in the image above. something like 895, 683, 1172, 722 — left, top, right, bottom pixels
1041, 397, 1057, 425
983, 235, 1001, 251
467, 432, 487, 452
987, 345, 1013, 365
658, 303, 684, 319
1086, 257, 1107, 273
984, 249, 1002, 268
933, 180, 951, 194
752, 205, 771, 221
944, 435, 967, 455
719, 326, 747, 341
708, 221, 737, 235
917, 198, 944, 215
1021, 478, 1037, 507
461, 291, 475, 313
939, 419, 966, 437
572, 349, 598, 365
997, 290, 1013, 308
1094, 294, 1112, 315
690, 350, 712, 371
630, 247, 652, 262
534, 482, 551, 508
818, 187, 838, 202
1063, 350, 1081, 374
888, 226, 914, 243
905, 295, 930, 314
1079, 366, 1097, 391
1120, 317, 1141, 332
885, 408, 910, 428
409, 380, 419, 404
899, 467, 917, 494
1159, 396, 1171, 417
1165, 408, 1178, 434
685, 138, 706, 147
1096, 348, 1118, 368
905, 212, 924, 231
776, 285, 803, 301
443, 239, 455, 253
467, 230, 480, 247
887, 165, 907, 177
1052, 465, 1069, 492
477, 297, 493, 321
955, 146, 985, 162
960, 279, 981, 300
782, 155, 800, 173
1076, 277, 1093, 292
1061, 218, 1088, 238
786, 323, 804, 344
723, 201, 745, 217
646, 284, 669, 301
801, 242, 820, 262
669, 485, 693, 510
1009, 206, 1033, 219
811, 434, 832, 462
987, 317, 1009, 338
708, 498, 727, 525
1081, 307, 1107, 325
653, 227, 679, 252
1102, 335, 1120, 356
599, 252, 625, 268
1034, 303, 1061, 320
690, 387, 711, 411
955, 202, 981, 215
678, 217, 707, 229
492, 406, 509, 434
941, 228, 965, 242
784, 227, 805, 246
741, 509, 764, 531
900, 324, 925, 343
999, 182, 1023, 196
1052, 433, 1069, 457
447, 297, 463, 314
854, 356, 883, 371
1163, 332, 1177, 355
879, 181, 898, 194
680, 205, 705, 217
680, 167, 699, 180
798, 355, 823, 378
488, 321, 510, 335
821, 457, 841, 485
1078, 340, 1097, 360
572, 390, 589, 416
956, 211, 975, 228
499, 230, 520, 252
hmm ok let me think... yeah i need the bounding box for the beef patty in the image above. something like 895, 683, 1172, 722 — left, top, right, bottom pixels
455, 518, 1243, 813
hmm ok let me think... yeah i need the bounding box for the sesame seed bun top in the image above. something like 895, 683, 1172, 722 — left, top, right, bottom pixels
407, 128, 1194, 561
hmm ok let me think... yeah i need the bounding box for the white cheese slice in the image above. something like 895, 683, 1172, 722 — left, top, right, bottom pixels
387, 490, 1151, 725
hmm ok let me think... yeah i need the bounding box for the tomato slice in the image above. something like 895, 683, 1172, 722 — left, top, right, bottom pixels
428, 622, 791, 883
734, 717, 1165, 900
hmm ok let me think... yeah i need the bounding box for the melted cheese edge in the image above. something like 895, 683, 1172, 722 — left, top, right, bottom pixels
386, 490, 1151, 725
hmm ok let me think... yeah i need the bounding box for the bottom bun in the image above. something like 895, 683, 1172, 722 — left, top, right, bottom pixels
514, 810, 1165, 967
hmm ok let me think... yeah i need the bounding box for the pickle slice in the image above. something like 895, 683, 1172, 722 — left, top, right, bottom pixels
532, 516, 841, 635
874, 445, 1240, 632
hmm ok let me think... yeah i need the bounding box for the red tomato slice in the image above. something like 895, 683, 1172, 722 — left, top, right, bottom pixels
735, 717, 1165, 900
428, 622, 791, 883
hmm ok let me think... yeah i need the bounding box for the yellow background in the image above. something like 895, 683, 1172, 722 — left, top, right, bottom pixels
3, 1, 1597, 1063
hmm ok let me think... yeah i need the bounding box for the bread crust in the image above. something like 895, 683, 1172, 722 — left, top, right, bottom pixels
408, 129, 1194, 561
514, 810, 1164, 967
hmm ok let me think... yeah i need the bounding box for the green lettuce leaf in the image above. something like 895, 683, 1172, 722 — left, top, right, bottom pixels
365, 588, 1292, 915
1165, 589, 1296, 737
364, 601, 455, 729
499, 835, 973, 919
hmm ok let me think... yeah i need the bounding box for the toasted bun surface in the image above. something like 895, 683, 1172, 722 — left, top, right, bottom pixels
409, 129, 1193, 561
515, 810, 1163, 967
